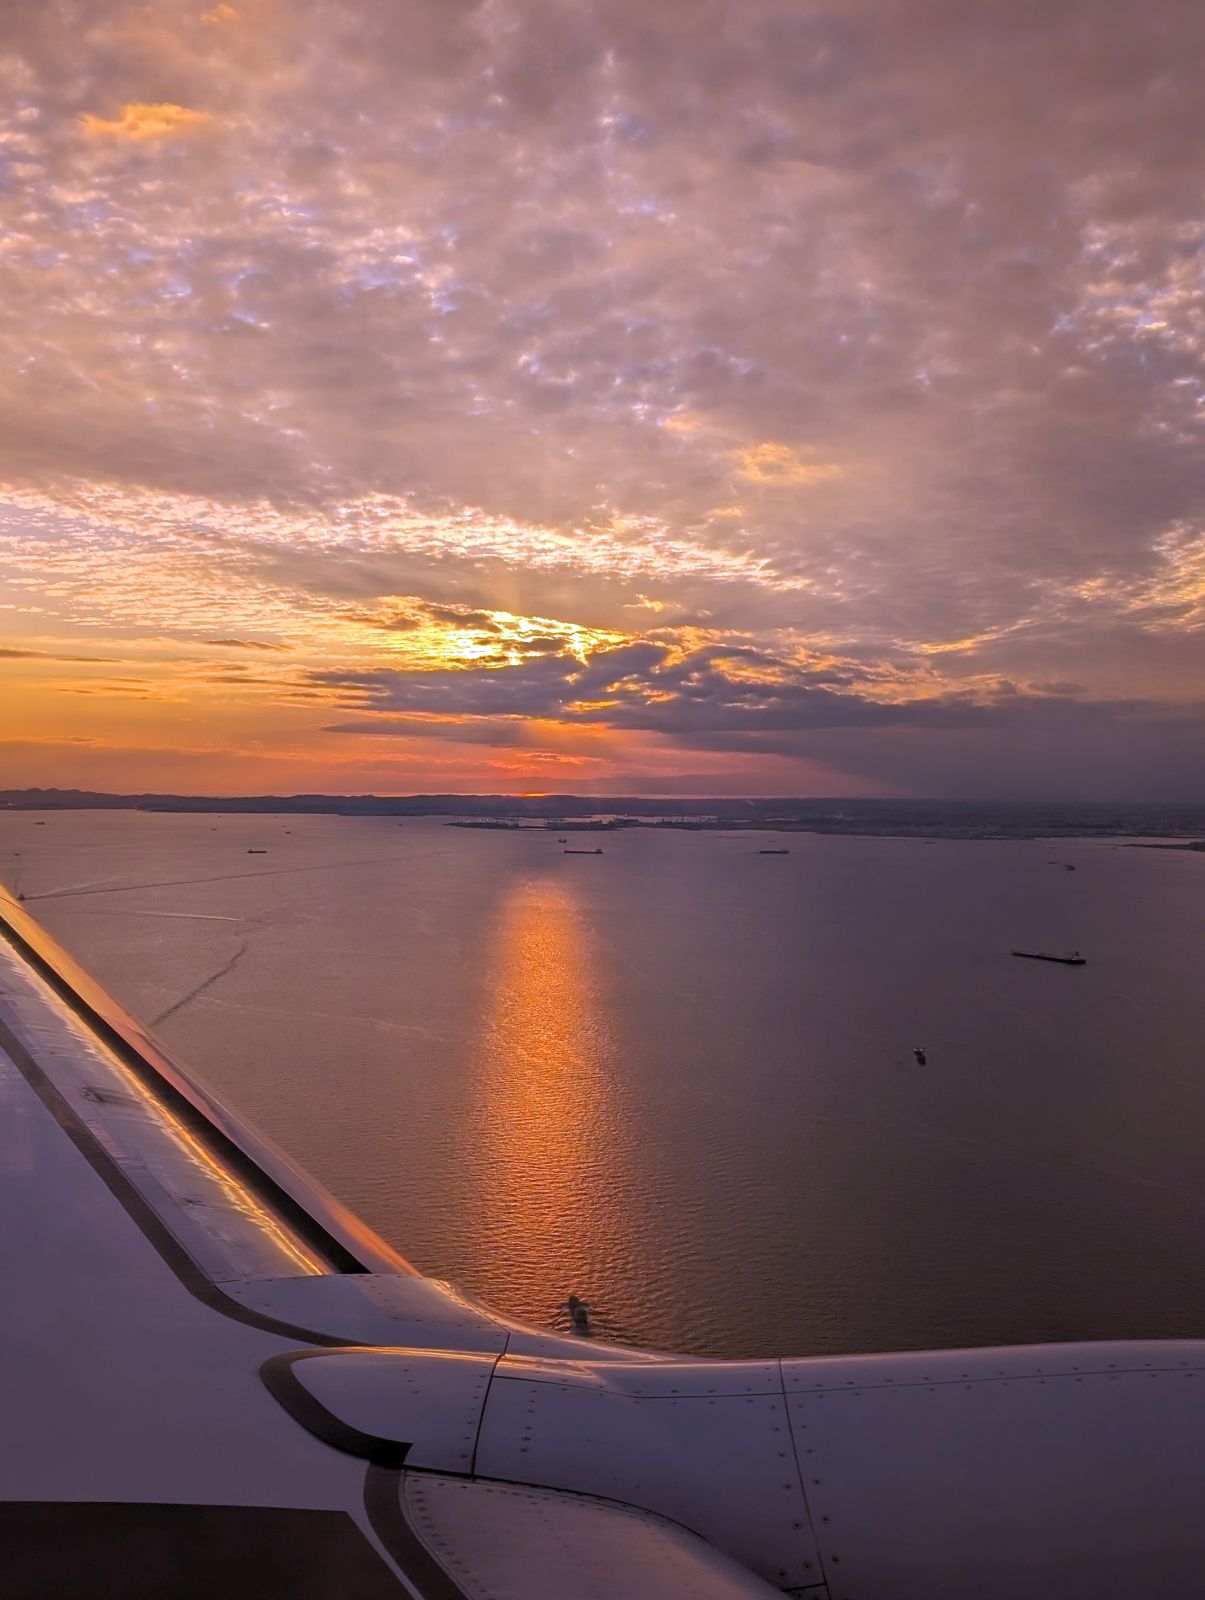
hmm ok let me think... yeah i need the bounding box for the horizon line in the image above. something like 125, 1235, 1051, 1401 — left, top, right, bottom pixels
2, 787, 1201, 807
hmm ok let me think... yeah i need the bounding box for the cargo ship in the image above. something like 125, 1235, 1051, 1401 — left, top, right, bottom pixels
1011, 949, 1086, 965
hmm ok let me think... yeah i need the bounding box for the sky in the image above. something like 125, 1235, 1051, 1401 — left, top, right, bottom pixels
0, 0, 1202, 799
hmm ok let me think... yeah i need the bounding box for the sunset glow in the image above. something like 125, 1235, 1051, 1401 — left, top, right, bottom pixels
1, 2, 1202, 798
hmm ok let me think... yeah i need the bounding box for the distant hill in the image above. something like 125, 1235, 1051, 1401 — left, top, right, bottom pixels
0, 787, 759, 819
3, 789, 1205, 840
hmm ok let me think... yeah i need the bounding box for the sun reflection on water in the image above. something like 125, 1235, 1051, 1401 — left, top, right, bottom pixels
468, 872, 629, 1329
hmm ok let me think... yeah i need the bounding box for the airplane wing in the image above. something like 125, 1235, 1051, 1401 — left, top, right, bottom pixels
3, 883, 1204, 1598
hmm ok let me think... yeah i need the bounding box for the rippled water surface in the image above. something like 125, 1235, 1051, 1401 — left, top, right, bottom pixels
4, 810, 1204, 1358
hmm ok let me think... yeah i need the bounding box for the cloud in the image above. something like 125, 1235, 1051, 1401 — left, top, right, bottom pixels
0, 0, 1203, 794
311, 630, 1205, 803
0, 646, 117, 662
201, 637, 292, 651
79, 103, 211, 141
737, 443, 843, 487
312, 639, 993, 736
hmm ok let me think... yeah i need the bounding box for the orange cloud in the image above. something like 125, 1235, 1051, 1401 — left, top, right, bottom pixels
80, 103, 211, 141
737, 442, 843, 487
661, 412, 704, 435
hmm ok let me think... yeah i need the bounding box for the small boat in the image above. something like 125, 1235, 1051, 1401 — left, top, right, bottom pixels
565, 848, 603, 855
759, 848, 790, 855
1011, 949, 1086, 965
913, 1046, 927, 1065
247, 848, 268, 855
557, 837, 567, 843
563, 1294, 591, 1336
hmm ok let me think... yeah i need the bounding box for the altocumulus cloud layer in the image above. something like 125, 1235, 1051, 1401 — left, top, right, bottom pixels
0, 0, 1202, 796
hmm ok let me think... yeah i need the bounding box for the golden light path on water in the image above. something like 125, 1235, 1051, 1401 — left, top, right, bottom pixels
467, 872, 633, 1331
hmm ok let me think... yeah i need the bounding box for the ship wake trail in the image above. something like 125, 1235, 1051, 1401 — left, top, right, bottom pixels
22, 854, 411, 904
151, 936, 251, 1027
